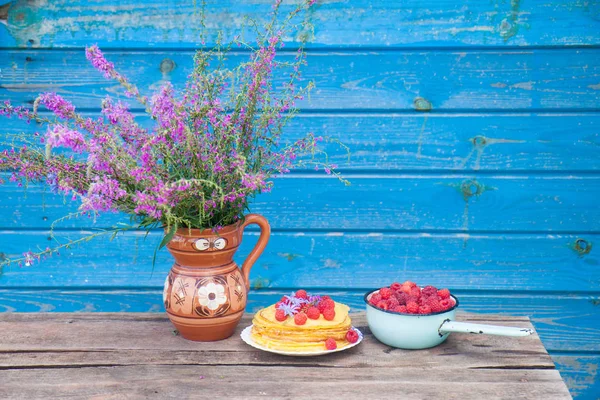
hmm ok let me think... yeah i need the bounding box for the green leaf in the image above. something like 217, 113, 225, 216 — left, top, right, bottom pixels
159, 225, 177, 250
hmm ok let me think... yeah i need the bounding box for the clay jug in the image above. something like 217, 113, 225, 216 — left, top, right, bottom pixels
163, 214, 270, 341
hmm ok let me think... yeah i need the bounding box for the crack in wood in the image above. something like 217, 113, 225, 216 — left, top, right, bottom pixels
0, 362, 361, 371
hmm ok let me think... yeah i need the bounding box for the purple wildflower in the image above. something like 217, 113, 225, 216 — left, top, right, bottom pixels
85, 45, 116, 79
45, 124, 87, 153
80, 177, 127, 212
38, 93, 76, 119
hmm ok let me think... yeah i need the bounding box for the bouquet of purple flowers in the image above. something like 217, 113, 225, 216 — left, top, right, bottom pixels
0, 0, 346, 267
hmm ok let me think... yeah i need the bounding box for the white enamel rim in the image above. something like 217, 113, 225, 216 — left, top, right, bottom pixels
240, 325, 363, 357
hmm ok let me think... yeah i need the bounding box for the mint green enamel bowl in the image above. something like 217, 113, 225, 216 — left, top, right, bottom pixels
364, 289, 459, 350
364, 289, 534, 350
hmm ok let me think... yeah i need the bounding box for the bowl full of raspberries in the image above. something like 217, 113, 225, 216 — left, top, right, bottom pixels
364, 281, 533, 350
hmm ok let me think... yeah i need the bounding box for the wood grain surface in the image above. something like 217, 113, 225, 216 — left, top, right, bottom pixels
0, 312, 572, 399
1, 0, 599, 48
5, 112, 600, 171
2, 49, 600, 111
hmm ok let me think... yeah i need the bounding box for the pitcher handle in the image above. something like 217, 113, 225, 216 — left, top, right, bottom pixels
240, 214, 271, 291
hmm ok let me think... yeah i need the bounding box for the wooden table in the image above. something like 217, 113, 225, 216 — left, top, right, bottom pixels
0, 312, 572, 399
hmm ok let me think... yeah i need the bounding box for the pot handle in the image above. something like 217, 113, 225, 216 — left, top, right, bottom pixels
240, 214, 271, 291
438, 319, 534, 338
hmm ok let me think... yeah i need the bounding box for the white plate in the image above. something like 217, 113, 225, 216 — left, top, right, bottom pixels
240, 325, 363, 357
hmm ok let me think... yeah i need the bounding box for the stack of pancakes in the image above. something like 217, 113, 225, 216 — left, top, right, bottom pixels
251, 302, 352, 352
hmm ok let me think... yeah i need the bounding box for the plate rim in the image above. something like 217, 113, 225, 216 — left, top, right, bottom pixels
240, 325, 363, 356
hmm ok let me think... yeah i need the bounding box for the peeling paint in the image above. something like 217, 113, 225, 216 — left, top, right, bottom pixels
322, 258, 341, 269
416, 114, 428, 159
459, 135, 525, 170
443, 179, 496, 246
511, 81, 534, 90
588, 83, 600, 90
278, 252, 302, 262
497, 0, 523, 41
0, 2, 10, 25
250, 277, 270, 289
414, 97, 432, 159
491, 82, 507, 88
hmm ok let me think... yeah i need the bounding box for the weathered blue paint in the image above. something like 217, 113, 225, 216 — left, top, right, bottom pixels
2, 174, 599, 232
2, 231, 600, 292
1, 0, 599, 48
2, 49, 600, 111
4, 113, 600, 171
1, 1, 599, 398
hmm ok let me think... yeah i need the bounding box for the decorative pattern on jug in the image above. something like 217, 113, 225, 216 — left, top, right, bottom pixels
163, 269, 247, 318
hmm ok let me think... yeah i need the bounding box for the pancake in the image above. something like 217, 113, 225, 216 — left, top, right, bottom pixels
251, 300, 354, 352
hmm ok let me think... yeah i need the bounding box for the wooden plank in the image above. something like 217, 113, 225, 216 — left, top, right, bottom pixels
0, 366, 572, 400
0, 313, 553, 367
1, 0, 599, 48
0, 313, 572, 399
4, 112, 600, 171
1, 232, 598, 291
0, 291, 598, 353
2, 49, 600, 111
1, 174, 599, 231
553, 354, 600, 400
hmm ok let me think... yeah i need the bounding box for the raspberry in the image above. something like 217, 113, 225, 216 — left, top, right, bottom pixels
406, 301, 419, 314
390, 282, 402, 291
400, 284, 412, 294
379, 287, 393, 300
275, 301, 283, 308
423, 296, 443, 313
321, 295, 331, 301
279, 296, 287, 303
440, 298, 453, 310
346, 329, 359, 344
275, 309, 287, 321
294, 312, 308, 325
376, 300, 389, 311
407, 295, 419, 304
403, 280, 417, 288
318, 298, 335, 312
387, 297, 399, 308
295, 289, 308, 299
395, 305, 408, 313
307, 306, 320, 320
369, 293, 382, 305
422, 285, 438, 297
410, 286, 422, 298
323, 308, 336, 321
395, 292, 408, 305
325, 338, 337, 350
438, 288, 451, 300
418, 305, 432, 314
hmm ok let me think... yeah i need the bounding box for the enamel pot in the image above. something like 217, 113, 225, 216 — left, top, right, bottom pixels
364, 289, 534, 350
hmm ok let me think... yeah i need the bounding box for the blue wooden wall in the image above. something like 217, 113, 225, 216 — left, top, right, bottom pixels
1, 0, 599, 397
